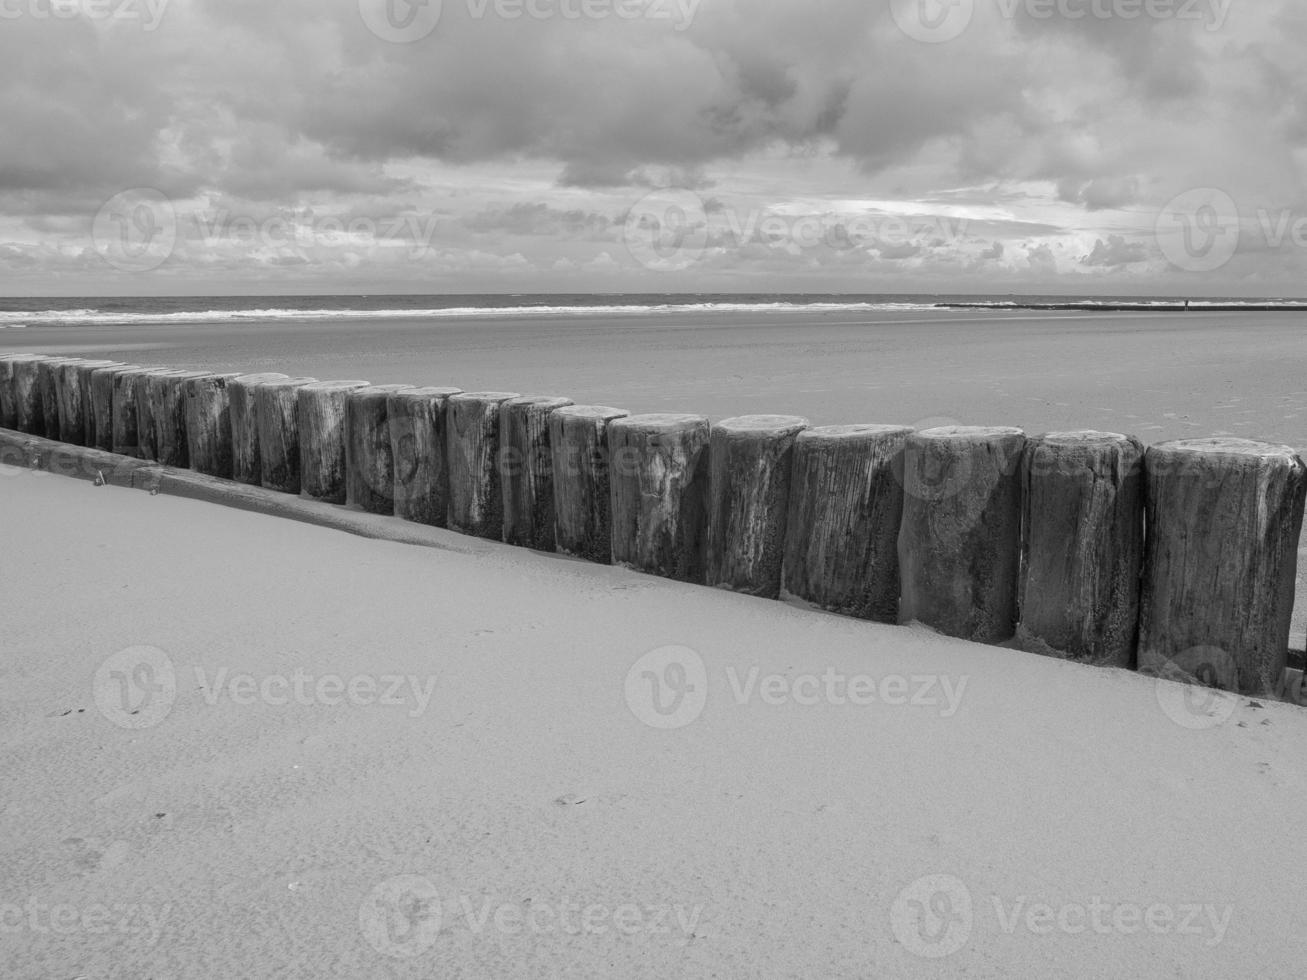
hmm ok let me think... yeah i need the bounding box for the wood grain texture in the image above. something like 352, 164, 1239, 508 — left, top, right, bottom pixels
38, 357, 78, 440
550, 405, 629, 564
500, 395, 574, 550
229, 373, 289, 485
608, 413, 711, 583
1139, 438, 1307, 696
113, 367, 171, 458
346, 384, 413, 514
446, 392, 520, 538
75, 361, 120, 447
5, 355, 50, 434
184, 373, 242, 478
898, 426, 1026, 644
706, 415, 809, 598
781, 424, 911, 622
0, 354, 17, 430
1017, 431, 1144, 667
296, 380, 371, 502
254, 377, 318, 493
148, 370, 211, 468
90, 364, 140, 452
388, 386, 463, 527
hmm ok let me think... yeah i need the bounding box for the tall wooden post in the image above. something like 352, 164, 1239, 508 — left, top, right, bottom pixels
781, 424, 911, 622
38, 357, 79, 440
297, 380, 371, 503
3, 355, 50, 433
550, 405, 629, 563
500, 395, 574, 550
89, 364, 140, 452
608, 413, 711, 583
149, 370, 212, 467
74, 360, 121, 447
706, 415, 808, 598
347, 384, 413, 514
229, 373, 289, 485
898, 426, 1026, 644
1017, 431, 1144, 666
446, 392, 520, 538
255, 377, 318, 493
0, 354, 23, 429
388, 386, 464, 527
185, 373, 242, 478
1140, 438, 1307, 696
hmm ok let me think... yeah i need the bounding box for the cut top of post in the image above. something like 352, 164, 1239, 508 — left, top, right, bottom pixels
450, 391, 521, 403
1150, 437, 1303, 464
554, 405, 628, 422
1037, 430, 1135, 446
611, 413, 709, 434
797, 423, 912, 442
505, 395, 573, 411
233, 372, 291, 386
915, 425, 1025, 442
715, 415, 809, 437
351, 384, 414, 401
301, 380, 371, 396
391, 386, 463, 401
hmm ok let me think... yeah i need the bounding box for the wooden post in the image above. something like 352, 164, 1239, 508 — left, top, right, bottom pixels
706, 415, 808, 598
347, 384, 413, 514
781, 424, 912, 622
74, 360, 122, 448
608, 413, 711, 582
1139, 438, 1307, 696
296, 380, 371, 503
500, 395, 574, 550
446, 392, 521, 538
1017, 431, 1144, 666
149, 370, 212, 468
229, 373, 289, 485
388, 386, 463, 527
185, 372, 242, 478
135, 368, 186, 462
898, 426, 1026, 644
0, 354, 23, 429
3, 355, 49, 433
90, 364, 140, 452
550, 405, 629, 563
39, 357, 79, 440
255, 377, 318, 494
114, 367, 171, 458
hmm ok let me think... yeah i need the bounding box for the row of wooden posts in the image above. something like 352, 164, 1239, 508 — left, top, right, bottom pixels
2, 352, 1305, 699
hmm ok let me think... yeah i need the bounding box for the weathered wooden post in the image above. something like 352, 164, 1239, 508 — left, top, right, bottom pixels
706, 415, 808, 598
781, 424, 911, 622
347, 384, 413, 514
39, 357, 79, 439
255, 376, 318, 494
184, 372, 242, 478
608, 413, 711, 582
7, 355, 50, 435
1017, 431, 1144, 666
1139, 438, 1307, 696
0, 354, 22, 429
388, 386, 463, 527
500, 395, 574, 550
229, 373, 289, 485
296, 380, 371, 503
112, 366, 161, 457
898, 426, 1026, 644
446, 392, 520, 538
550, 405, 629, 563
149, 370, 212, 467
135, 368, 188, 462
89, 364, 140, 452
74, 360, 121, 447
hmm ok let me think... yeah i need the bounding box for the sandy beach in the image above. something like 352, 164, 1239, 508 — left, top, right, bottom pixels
4, 308, 1307, 451
3, 462, 1307, 978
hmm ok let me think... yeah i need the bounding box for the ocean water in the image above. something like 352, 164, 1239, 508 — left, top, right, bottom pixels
2, 292, 1307, 327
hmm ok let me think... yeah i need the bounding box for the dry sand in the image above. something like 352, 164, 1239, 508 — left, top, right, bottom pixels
3, 464, 1307, 978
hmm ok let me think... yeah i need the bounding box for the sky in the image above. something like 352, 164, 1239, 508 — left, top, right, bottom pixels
1, 0, 1305, 296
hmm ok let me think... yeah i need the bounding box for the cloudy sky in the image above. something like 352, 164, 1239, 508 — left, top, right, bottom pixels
1, 0, 1305, 295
